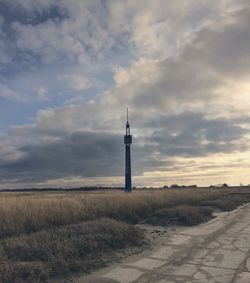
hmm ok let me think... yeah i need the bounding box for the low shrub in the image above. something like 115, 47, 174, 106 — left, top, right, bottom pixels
200, 199, 237, 211
146, 205, 213, 226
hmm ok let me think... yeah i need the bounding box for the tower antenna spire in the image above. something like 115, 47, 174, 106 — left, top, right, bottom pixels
127, 107, 129, 123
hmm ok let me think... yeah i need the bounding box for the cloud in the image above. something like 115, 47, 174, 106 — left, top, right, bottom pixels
143, 112, 249, 157
107, 0, 240, 58
59, 74, 92, 91
7, 1, 239, 64
0, 16, 11, 64
103, 4, 250, 117
183, 7, 250, 78
1, 108, 249, 184
36, 85, 49, 101
10, 1, 113, 64
1, 1, 250, 187
0, 131, 123, 182
12, 20, 87, 64
1, 0, 59, 14
108, 57, 221, 111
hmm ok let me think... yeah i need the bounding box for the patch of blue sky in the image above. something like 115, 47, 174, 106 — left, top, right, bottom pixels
0, 99, 47, 132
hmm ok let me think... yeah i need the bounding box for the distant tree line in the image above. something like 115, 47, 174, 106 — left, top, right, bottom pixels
0, 183, 249, 193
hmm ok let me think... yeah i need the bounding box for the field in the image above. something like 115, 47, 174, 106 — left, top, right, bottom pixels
0, 187, 249, 282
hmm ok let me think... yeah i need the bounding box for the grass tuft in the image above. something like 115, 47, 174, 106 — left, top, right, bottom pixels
200, 199, 237, 211
200, 194, 250, 211
145, 205, 213, 226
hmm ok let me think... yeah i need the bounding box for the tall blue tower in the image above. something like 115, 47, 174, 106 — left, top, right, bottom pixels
124, 108, 132, 192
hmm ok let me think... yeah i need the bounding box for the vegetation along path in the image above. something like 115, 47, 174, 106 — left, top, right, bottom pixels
78, 203, 250, 283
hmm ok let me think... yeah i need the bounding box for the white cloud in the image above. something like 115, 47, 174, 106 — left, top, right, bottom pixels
107, 0, 242, 59
59, 74, 92, 91
10, 1, 112, 64
104, 4, 250, 118
9, 1, 239, 64
12, 20, 89, 64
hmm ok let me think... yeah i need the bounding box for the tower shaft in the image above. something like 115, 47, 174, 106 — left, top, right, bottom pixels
124, 108, 132, 192
125, 144, 132, 192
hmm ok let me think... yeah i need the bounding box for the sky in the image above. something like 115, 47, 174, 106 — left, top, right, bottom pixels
1, 0, 250, 188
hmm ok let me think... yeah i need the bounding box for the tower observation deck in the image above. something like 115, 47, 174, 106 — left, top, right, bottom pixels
124, 108, 132, 192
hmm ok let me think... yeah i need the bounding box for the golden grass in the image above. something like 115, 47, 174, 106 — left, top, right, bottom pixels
0, 188, 224, 238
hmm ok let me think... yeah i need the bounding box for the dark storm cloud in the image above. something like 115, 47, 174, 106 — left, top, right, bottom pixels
0, 131, 123, 182
0, 111, 249, 183
142, 112, 249, 157
0, 130, 166, 183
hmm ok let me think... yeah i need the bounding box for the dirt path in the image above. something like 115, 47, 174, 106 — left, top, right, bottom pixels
72, 204, 250, 283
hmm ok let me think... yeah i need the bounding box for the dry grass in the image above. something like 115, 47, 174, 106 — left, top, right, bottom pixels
0, 189, 221, 239
0, 187, 249, 282
0, 218, 143, 283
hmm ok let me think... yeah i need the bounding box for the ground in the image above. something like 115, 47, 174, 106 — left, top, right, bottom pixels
73, 203, 250, 283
